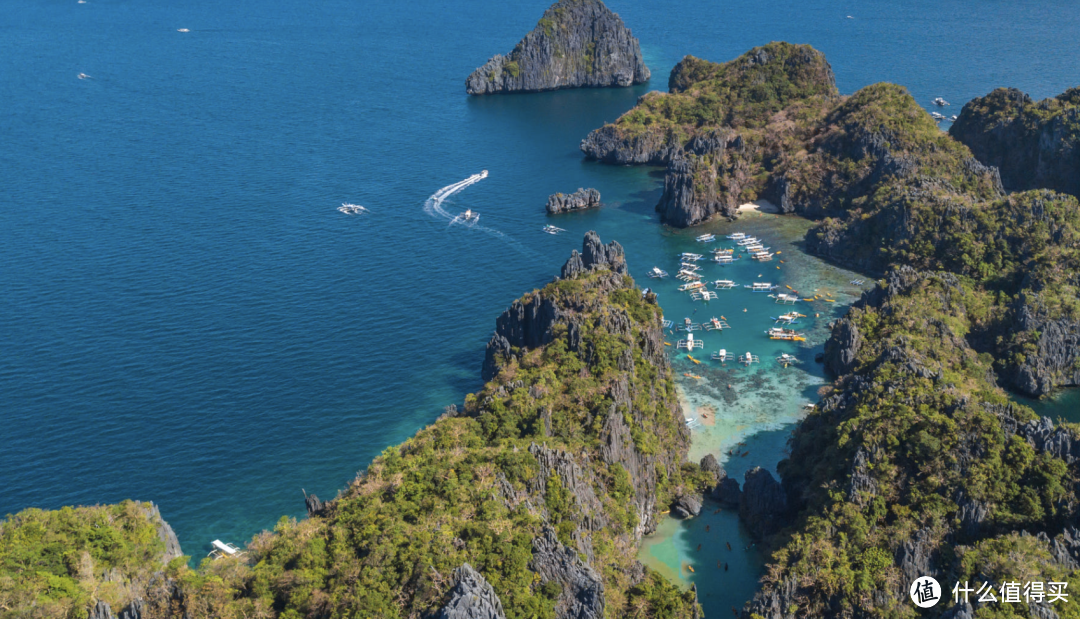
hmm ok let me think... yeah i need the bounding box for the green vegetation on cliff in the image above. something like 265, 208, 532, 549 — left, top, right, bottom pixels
0, 237, 703, 619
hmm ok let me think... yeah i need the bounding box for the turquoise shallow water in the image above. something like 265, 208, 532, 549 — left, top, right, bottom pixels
4, 0, 1080, 615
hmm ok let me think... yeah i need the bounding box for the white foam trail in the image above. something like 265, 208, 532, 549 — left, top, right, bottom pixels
423, 171, 538, 257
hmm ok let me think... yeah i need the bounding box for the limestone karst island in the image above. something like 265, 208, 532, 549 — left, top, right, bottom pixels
5, 1, 1080, 619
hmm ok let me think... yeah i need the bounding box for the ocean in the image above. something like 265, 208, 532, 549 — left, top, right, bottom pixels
3, 0, 1079, 615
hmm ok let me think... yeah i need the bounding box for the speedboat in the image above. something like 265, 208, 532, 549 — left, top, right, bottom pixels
933, 97, 950, 106
338, 203, 368, 215
648, 267, 668, 279
777, 353, 802, 365
542, 225, 566, 235
460, 209, 479, 222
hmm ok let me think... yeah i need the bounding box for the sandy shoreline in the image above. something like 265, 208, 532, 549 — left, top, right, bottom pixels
737, 199, 780, 214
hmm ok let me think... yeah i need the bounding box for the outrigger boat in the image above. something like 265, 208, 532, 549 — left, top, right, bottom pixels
661, 318, 673, 328
696, 233, 717, 243
679, 252, 703, 261
691, 290, 718, 301
751, 252, 775, 262
703, 317, 730, 331
774, 312, 805, 324
742, 244, 767, 252
648, 267, 669, 278
676, 332, 704, 350
713, 279, 737, 289
542, 225, 566, 235
713, 254, 740, 265
746, 282, 777, 292
850, 279, 865, 285
767, 327, 806, 342
712, 248, 734, 256
677, 317, 702, 331
209, 540, 246, 560
676, 270, 703, 282
777, 353, 802, 366
678, 281, 706, 292
736, 237, 761, 246
679, 262, 703, 272
712, 348, 731, 362
740, 352, 760, 365
770, 293, 800, 304
727, 232, 748, 240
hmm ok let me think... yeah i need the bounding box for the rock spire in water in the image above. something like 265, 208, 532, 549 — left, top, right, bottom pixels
465, 0, 649, 95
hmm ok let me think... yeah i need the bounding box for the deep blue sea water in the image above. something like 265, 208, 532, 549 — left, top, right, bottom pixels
4, 0, 1080, 613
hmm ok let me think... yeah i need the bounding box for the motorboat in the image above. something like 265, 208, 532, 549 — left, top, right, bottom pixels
696, 234, 716, 243
740, 352, 760, 365
338, 203, 368, 215
648, 267, 669, 278
712, 349, 730, 362
691, 290, 718, 301
460, 209, 480, 222
542, 225, 566, 235
713, 255, 740, 264
767, 327, 806, 341
679, 252, 703, 261
676, 333, 704, 350
933, 97, 950, 106
777, 353, 802, 366
736, 237, 761, 246
746, 282, 777, 292
713, 280, 737, 289
703, 317, 730, 331
771, 293, 799, 304
727, 232, 747, 240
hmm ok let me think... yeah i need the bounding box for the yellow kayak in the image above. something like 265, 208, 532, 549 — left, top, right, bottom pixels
687, 355, 701, 364
664, 342, 672, 346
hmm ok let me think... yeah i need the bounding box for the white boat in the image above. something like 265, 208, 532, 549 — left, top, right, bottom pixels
777, 353, 802, 365
661, 318, 673, 328
933, 97, 950, 106
740, 352, 760, 365
713, 255, 740, 264
752, 252, 774, 262
771, 293, 799, 305
459, 209, 480, 222
737, 237, 761, 246
712, 248, 734, 256
679, 262, 702, 271
676, 271, 702, 282
679, 252, 703, 261
676, 333, 704, 350
692, 290, 718, 301
542, 225, 566, 235
712, 348, 730, 362
208, 540, 245, 560
742, 244, 766, 252
703, 317, 730, 331
713, 280, 737, 289
767, 327, 805, 341
678, 281, 706, 292
950, 115, 958, 122
648, 267, 669, 279
696, 234, 716, 243
338, 203, 369, 215
727, 232, 747, 240
775, 312, 805, 324
678, 317, 701, 331
746, 283, 776, 292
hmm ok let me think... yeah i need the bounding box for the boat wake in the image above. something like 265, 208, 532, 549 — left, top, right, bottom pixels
422, 171, 537, 256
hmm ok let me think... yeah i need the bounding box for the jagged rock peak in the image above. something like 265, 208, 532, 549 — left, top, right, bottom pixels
546, 188, 601, 214
143, 502, 182, 563
466, 0, 649, 95
560, 231, 627, 279
435, 564, 507, 619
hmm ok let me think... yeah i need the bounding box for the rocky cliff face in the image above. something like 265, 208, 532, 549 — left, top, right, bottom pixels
466, 0, 649, 95
546, 188, 601, 214
950, 86, 1080, 198
436, 564, 507, 619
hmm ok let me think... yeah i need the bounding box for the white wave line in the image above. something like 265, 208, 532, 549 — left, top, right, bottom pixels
422, 171, 538, 258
